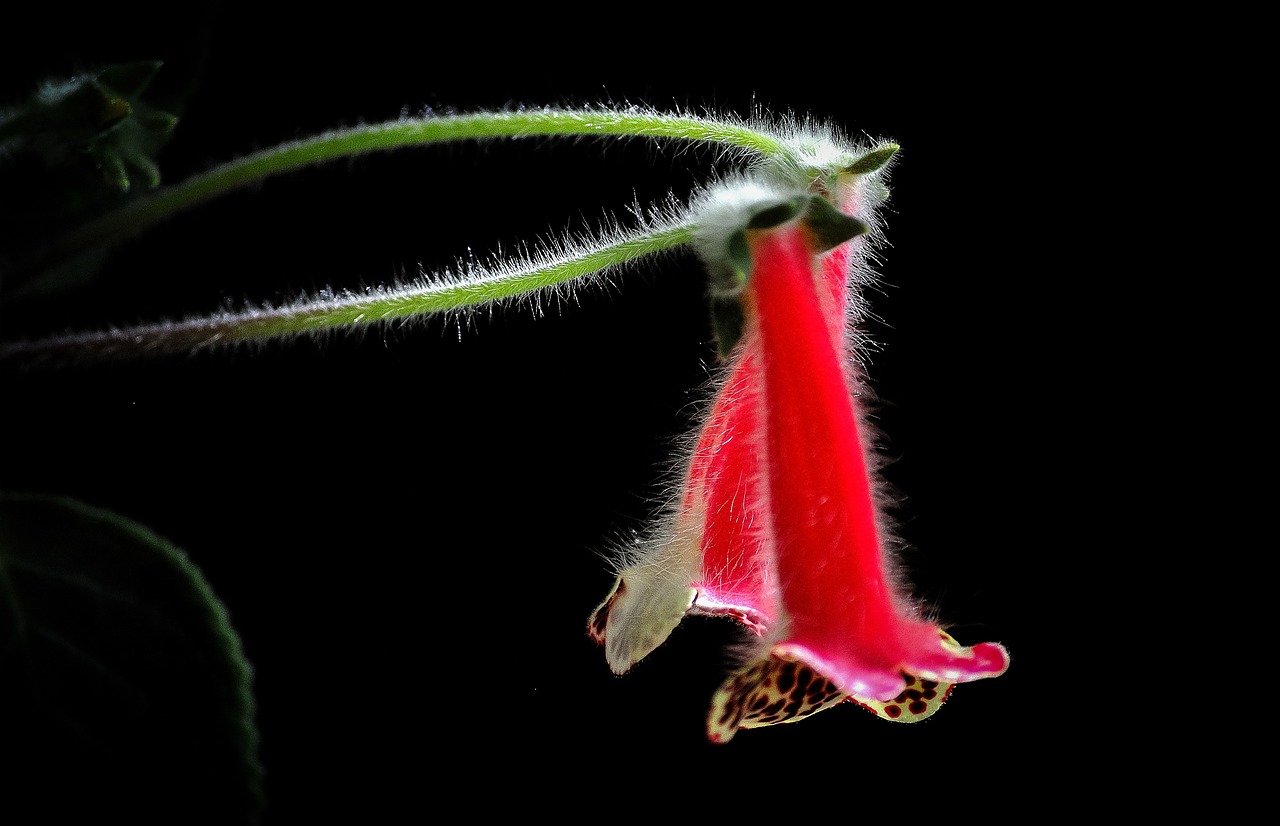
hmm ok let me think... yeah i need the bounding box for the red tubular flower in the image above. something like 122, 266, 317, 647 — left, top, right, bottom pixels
589, 160, 1008, 742
587, 176, 873, 672
706, 198, 1009, 743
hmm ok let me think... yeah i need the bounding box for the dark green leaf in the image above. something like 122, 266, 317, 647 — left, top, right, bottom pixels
0, 492, 263, 825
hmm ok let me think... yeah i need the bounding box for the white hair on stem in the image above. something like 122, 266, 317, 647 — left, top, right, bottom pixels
0, 103, 888, 369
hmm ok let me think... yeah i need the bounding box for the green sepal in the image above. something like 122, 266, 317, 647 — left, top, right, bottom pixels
709, 195, 808, 300
0, 79, 131, 150
803, 194, 868, 252
708, 195, 864, 358
711, 296, 747, 360
844, 143, 899, 175
95, 60, 165, 99
725, 230, 752, 293
706, 219, 757, 357
746, 195, 807, 230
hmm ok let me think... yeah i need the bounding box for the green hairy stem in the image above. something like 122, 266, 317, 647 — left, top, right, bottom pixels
2, 106, 867, 366
16, 109, 788, 278
2, 223, 696, 364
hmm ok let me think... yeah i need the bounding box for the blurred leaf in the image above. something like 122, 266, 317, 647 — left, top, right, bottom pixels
0, 492, 263, 824
1, 61, 180, 300
0, 60, 176, 191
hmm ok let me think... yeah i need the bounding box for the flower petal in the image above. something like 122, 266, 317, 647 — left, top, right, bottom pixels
587, 546, 699, 675
707, 648, 849, 744
707, 630, 980, 742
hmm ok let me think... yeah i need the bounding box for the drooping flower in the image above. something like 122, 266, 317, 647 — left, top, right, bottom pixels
588, 154, 1008, 741
587, 179, 842, 674
704, 193, 1009, 743
587, 157, 892, 675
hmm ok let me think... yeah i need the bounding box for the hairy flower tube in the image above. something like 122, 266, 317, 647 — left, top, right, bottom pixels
587, 174, 871, 671
703, 194, 1009, 743
585, 173, 876, 673
590, 165, 1007, 742
586, 156, 891, 666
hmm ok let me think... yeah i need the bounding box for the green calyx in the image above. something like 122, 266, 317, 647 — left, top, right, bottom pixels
802, 194, 868, 253
844, 143, 899, 175
710, 194, 867, 358
718, 195, 809, 296
711, 297, 747, 361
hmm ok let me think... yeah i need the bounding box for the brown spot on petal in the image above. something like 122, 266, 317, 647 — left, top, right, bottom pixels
706, 650, 852, 741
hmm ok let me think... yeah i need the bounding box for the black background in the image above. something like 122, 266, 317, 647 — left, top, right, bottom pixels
2, 4, 1103, 820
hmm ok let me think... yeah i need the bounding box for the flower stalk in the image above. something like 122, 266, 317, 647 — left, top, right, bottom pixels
2, 106, 887, 367
0, 222, 695, 365
6, 107, 799, 287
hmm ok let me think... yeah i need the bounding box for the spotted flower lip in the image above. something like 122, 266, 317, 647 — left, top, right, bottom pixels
706, 202, 1008, 743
